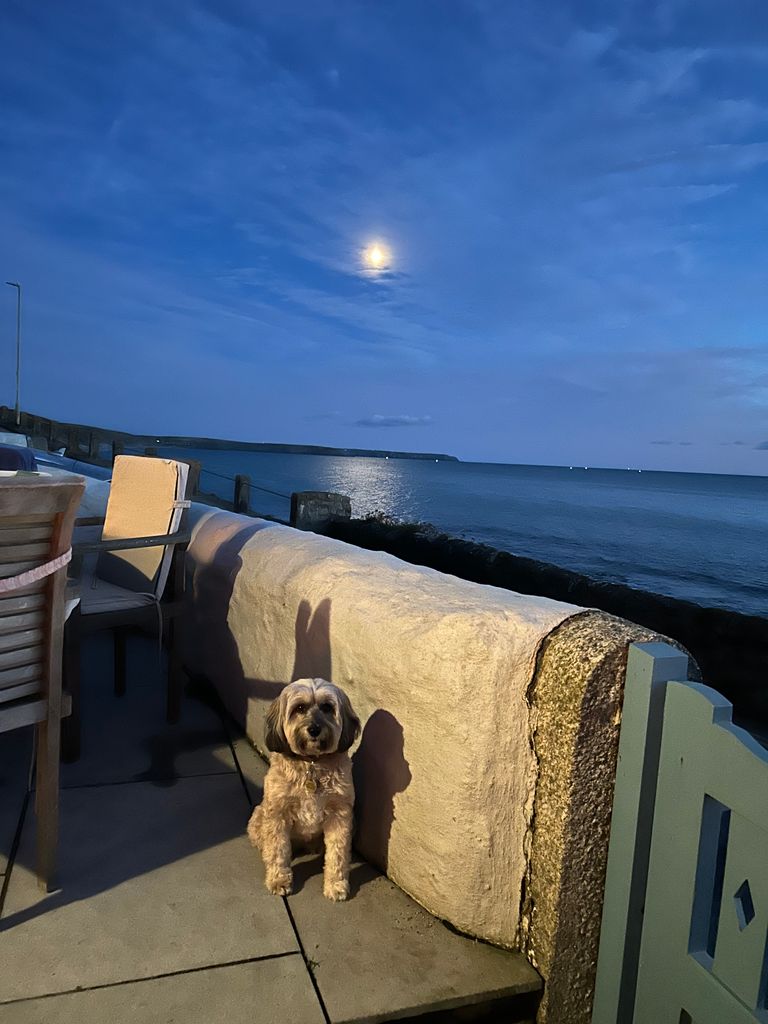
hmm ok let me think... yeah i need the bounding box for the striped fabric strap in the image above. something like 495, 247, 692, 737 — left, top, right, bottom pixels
0, 548, 72, 594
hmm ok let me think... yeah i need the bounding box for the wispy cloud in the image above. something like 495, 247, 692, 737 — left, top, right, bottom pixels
356, 415, 433, 428
303, 411, 343, 422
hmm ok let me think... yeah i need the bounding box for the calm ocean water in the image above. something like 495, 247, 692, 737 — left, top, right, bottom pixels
158, 447, 768, 616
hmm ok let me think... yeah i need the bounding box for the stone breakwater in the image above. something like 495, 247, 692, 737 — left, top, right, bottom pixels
317, 516, 768, 726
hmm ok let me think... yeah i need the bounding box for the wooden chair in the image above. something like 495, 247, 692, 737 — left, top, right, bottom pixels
62, 456, 191, 762
0, 474, 84, 890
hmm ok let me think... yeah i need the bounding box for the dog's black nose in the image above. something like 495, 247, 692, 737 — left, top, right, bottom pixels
307, 724, 321, 738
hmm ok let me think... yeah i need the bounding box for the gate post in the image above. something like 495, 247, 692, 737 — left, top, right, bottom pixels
592, 643, 689, 1024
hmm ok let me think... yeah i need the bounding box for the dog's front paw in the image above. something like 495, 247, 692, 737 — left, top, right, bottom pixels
265, 868, 293, 896
323, 878, 350, 902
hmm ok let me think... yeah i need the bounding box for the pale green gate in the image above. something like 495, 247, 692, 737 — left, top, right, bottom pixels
592, 642, 768, 1024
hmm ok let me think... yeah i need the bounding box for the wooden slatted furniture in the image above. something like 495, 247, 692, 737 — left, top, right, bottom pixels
62, 456, 191, 762
0, 474, 84, 890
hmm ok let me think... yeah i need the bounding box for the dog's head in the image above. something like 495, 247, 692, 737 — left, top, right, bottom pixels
264, 679, 361, 758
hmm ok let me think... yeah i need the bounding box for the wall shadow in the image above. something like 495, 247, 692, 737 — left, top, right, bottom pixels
352, 709, 411, 872
187, 515, 286, 718
189, 516, 334, 730
292, 598, 332, 681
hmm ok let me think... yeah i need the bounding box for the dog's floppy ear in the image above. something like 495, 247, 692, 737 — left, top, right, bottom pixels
264, 692, 290, 754
336, 689, 361, 753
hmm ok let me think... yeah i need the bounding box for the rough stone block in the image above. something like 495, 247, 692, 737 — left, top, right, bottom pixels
291, 491, 351, 531
523, 611, 690, 1024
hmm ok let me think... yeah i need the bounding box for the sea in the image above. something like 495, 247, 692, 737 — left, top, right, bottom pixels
155, 447, 768, 617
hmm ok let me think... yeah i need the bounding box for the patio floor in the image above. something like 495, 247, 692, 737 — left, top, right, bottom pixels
0, 632, 541, 1024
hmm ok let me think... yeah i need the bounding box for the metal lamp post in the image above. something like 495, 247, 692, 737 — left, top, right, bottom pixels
5, 281, 21, 426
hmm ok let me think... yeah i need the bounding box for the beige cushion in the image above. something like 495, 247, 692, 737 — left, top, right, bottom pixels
96, 456, 188, 598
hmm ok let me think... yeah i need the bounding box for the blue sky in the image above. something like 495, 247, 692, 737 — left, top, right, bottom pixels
2, 0, 768, 473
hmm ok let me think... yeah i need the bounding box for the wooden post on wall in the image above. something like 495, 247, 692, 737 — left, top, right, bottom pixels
234, 475, 251, 514
184, 459, 201, 499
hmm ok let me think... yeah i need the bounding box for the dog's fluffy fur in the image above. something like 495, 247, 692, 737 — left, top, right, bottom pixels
247, 678, 361, 901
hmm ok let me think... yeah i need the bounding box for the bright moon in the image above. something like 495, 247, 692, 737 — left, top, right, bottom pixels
362, 241, 390, 271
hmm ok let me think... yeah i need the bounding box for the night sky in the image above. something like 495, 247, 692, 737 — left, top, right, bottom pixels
2, 0, 768, 473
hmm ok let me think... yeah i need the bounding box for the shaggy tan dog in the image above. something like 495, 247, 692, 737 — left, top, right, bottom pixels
247, 678, 361, 901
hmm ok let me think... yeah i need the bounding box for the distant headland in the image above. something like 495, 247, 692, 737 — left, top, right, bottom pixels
155, 436, 460, 462
0, 408, 459, 463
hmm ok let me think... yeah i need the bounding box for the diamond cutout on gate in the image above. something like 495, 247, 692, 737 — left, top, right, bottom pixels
734, 880, 755, 930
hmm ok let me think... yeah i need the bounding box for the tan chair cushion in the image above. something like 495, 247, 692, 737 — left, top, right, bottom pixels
96, 456, 188, 598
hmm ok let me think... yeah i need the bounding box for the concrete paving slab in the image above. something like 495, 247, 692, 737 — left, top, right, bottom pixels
0, 727, 30, 875
62, 634, 235, 788
287, 856, 541, 1024
0, 774, 297, 1002
0, 955, 325, 1024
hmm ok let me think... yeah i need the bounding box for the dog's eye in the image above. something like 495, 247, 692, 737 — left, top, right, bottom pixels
320, 702, 335, 714
292, 703, 307, 716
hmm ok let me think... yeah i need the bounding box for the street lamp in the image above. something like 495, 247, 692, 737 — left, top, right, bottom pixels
5, 282, 21, 426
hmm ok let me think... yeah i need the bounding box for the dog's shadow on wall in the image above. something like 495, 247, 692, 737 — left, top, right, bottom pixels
352, 710, 412, 874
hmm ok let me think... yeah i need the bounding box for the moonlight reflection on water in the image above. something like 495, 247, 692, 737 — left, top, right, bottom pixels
323, 456, 415, 521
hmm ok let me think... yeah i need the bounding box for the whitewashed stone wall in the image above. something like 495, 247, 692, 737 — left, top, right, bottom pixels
184, 506, 578, 948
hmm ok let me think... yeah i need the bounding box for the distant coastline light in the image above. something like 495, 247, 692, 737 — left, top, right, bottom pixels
362, 240, 391, 272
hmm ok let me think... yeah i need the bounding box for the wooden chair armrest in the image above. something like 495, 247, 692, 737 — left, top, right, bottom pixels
73, 529, 191, 554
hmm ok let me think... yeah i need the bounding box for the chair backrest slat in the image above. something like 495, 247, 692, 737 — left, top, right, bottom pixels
0, 644, 45, 671
0, 609, 45, 633
0, 661, 41, 688
0, 542, 52, 563
0, 526, 53, 545
0, 680, 41, 704
0, 592, 47, 616
0, 512, 58, 526
0, 627, 45, 653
